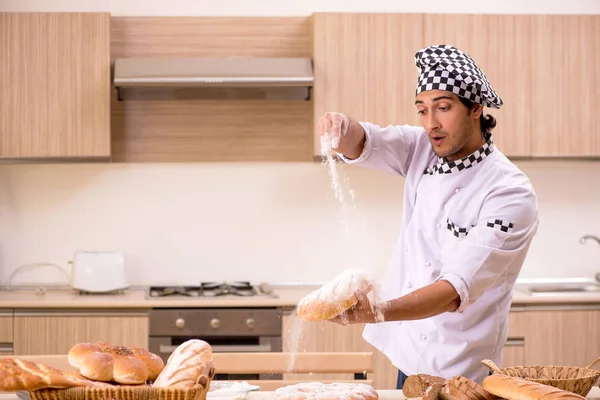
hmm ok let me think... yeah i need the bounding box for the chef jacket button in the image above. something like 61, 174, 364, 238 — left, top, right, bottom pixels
407, 282, 412, 288
425, 261, 431, 267
420, 334, 427, 341
455, 188, 460, 193
437, 223, 441, 229
404, 246, 408, 252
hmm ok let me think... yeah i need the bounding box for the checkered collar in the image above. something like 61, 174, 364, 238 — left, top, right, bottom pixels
424, 132, 494, 176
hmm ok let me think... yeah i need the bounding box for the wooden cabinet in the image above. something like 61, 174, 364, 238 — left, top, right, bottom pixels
12, 309, 149, 355
0, 12, 111, 159
311, 12, 427, 157
312, 13, 600, 159
0, 309, 14, 357
422, 14, 533, 157
530, 15, 600, 157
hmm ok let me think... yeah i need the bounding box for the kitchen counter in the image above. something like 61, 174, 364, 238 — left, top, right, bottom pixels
1, 388, 600, 400
1, 284, 600, 309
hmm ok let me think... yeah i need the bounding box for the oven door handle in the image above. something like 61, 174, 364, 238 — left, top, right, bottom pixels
159, 344, 273, 353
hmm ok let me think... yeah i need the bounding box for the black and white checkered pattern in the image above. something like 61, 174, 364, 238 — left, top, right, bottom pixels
447, 218, 472, 238
486, 219, 514, 233
414, 44, 503, 109
424, 134, 494, 176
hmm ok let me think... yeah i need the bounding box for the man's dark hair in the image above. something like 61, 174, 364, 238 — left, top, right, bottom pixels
458, 97, 497, 135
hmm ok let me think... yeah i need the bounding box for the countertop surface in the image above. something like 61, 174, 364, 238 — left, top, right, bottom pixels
1, 388, 600, 400
1, 282, 600, 309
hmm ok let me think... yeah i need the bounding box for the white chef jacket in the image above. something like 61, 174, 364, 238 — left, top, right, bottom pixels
339, 121, 539, 384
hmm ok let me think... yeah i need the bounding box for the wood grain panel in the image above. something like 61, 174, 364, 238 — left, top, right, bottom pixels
312, 13, 427, 156
282, 314, 398, 390
109, 17, 313, 162
423, 14, 532, 157
0, 12, 111, 159
524, 310, 600, 367
13, 313, 149, 355
0, 314, 13, 343
530, 15, 600, 157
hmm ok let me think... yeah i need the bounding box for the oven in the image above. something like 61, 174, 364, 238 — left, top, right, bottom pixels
148, 307, 283, 381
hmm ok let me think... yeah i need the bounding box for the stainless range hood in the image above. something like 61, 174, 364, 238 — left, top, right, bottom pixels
113, 56, 313, 101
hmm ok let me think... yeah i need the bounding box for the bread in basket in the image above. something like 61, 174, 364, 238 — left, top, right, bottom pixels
481, 357, 600, 397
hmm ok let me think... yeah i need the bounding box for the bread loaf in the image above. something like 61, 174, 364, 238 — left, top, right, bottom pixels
423, 382, 444, 400
0, 358, 103, 391
152, 339, 214, 389
403, 374, 447, 398
296, 269, 374, 322
482, 374, 586, 400
440, 376, 496, 400
68, 341, 164, 384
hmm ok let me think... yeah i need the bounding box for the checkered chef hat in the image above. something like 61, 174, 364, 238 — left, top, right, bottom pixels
414, 44, 503, 109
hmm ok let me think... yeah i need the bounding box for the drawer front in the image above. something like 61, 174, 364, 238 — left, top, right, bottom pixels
0, 310, 13, 343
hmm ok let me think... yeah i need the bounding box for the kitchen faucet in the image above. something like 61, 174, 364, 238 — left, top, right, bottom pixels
580, 235, 600, 282
580, 234, 600, 246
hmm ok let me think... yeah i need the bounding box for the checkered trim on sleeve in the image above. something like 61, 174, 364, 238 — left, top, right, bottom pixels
424, 134, 494, 175
414, 44, 503, 109
447, 218, 474, 239
486, 219, 514, 233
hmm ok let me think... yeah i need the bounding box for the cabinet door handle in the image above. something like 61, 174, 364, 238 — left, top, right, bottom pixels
505, 338, 525, 346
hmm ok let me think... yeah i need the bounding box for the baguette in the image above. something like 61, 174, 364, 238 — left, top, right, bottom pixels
152, 339, 214, 389
0, 358, 102, 391
482, 374, 586, 400
403, 374, 447, 398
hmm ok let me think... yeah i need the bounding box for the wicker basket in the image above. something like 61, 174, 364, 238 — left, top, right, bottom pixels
28, 366, 215, 400
482, 358, 600, 397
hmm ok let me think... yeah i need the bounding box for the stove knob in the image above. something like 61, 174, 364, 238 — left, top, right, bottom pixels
246, 318, 256, 329
175, 318, 185, 329
210, 318, 220, 329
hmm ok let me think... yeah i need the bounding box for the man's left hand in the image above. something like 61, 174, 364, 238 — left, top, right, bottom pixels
328, 292, 385, 325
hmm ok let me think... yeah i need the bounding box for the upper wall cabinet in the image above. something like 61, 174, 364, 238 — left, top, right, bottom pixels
0, 12, 111, 160
422, 14, 533, 157
313, 13, 600, 159
312, 13, 427, 157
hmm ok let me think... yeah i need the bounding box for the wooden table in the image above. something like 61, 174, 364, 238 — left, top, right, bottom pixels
2, 388, 600, 400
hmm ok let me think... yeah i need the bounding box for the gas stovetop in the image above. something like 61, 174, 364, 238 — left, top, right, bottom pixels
147, 281, 277, 299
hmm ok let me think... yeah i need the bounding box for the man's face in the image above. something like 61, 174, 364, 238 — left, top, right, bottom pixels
415, 90, 482, 161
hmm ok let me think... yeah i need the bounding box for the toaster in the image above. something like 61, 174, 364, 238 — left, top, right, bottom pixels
70, 250, 129, 293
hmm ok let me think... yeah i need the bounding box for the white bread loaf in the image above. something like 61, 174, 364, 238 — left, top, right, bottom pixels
296, 268, 374, 322
68, 341, 165, 384
482, 374, 586, 400
152, 339, 214, 389
0, 358, 105, 391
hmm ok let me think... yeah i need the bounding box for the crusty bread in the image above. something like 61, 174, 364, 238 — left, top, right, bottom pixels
152, 339, 214, 389
403, 374, 447, 398
482, 374, 586, 400
0, 358, 104, 391
296, 269, 374, 322
273, 382, 379, 400
423, 383, 444, 400
68, 341, 164, 384
440, 376, 496, 400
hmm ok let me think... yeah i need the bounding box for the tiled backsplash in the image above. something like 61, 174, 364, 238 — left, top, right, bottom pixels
0, 159, 598, 287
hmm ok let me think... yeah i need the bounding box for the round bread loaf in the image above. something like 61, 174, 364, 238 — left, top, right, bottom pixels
296, 269, 374, 322
273, 382, 379, 400
67, 342, 164, 385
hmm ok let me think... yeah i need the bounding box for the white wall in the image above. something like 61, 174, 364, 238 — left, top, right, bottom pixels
1, 0, 599, 287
